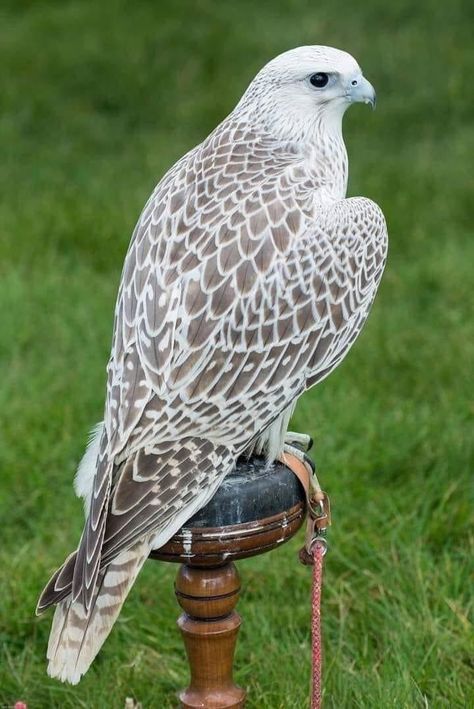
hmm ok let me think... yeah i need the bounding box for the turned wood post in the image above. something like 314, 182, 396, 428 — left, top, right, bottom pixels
175, 563, 244, 708
150, 456, 307, 708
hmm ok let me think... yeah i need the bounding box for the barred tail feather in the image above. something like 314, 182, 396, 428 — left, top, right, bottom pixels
46, 538, 151, 685
37, 550, 78, 613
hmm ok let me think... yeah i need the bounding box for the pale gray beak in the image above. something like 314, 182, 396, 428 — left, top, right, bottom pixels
349, 76, 376, 109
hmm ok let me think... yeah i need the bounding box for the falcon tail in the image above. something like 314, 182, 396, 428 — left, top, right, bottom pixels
43, 539, 151, 685
38, 435, 236, 683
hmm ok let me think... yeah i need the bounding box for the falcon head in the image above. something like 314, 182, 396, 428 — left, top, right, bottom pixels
238, 45, 376, 140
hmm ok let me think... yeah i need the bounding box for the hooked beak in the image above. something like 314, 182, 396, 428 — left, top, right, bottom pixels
348, 76, 376, 110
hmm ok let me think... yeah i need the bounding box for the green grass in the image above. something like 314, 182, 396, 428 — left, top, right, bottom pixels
1, 0, 473, 706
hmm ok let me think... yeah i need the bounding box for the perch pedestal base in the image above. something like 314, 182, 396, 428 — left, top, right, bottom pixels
150, 456, 307, 708
175, 563, 245, 709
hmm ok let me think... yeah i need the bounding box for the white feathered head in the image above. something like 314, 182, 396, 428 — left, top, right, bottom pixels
236, 45, 376, 141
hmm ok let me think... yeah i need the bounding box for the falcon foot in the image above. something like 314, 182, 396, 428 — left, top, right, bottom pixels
282, 440, 315, 474
284, 431, 313, 453
283, 432, 314, 474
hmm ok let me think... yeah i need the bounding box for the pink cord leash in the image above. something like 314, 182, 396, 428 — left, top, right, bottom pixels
297, 482, 330, 707
280, 453, 331, 709
310, 540, 326, 709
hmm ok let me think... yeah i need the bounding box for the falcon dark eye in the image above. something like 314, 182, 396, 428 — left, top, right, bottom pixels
309, 72, 329, 88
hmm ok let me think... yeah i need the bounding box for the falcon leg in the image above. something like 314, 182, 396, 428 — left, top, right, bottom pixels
282, 443, 315, 471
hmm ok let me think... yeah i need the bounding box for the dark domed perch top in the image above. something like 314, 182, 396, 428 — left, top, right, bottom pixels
150, 456, 307, 708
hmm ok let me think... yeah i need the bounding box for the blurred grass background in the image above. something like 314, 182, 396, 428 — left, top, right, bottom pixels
0, 0, 473, 706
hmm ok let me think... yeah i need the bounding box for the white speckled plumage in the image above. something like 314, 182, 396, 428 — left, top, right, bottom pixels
38, 45, 387, 683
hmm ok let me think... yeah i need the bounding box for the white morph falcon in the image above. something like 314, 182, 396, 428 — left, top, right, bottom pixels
38, 46, 388, 683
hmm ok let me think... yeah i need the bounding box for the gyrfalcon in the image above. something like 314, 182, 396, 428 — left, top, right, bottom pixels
37, 45, 388, 684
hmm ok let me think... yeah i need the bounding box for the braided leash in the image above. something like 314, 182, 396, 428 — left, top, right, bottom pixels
301, 491, 329, 709
310, 540, 325, 709
281, 453, 330, 709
